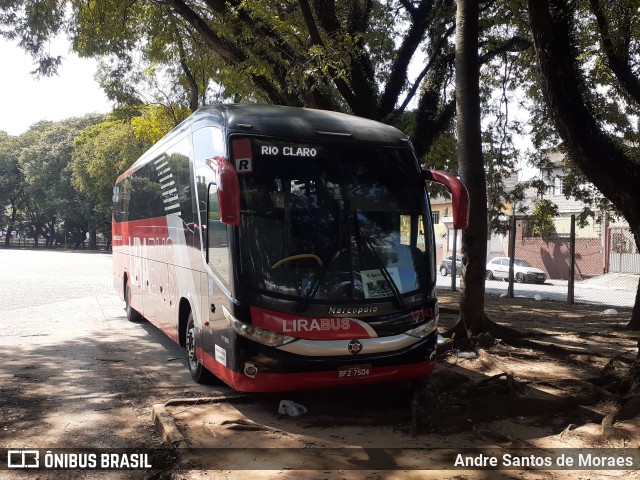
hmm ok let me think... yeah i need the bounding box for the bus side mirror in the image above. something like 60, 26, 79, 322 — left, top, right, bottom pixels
422, 168, 469, 230
214, 157, 240, 226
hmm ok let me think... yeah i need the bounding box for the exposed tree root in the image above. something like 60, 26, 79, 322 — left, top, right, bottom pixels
531, 378, 616, 403
441, 313, 525, 343
221, 418, 281, 432
432, 311, 640, 438
593, 354, 640, 426
615, 395, 640, 421
410, 367, 600, 436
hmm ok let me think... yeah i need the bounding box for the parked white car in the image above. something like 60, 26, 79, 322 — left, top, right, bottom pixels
485, 257, 547, 284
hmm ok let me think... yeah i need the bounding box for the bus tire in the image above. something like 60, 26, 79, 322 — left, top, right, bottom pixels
185, 312, 215, 384
125, 278, 143, 322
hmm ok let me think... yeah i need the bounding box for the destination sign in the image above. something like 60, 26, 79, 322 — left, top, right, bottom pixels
251, 138, 324, 159
259, 145, 319, 157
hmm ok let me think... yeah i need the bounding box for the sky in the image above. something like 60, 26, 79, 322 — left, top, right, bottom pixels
0, 37, 113, 136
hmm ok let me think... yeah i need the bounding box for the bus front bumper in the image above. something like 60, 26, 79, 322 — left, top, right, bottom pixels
201, 331, 437, 392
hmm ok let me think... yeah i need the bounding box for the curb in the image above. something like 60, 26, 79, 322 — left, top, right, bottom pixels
151, 394, 250, 448
152, 404, 186, 448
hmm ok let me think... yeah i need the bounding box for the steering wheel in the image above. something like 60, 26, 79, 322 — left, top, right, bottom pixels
271, 254, 323, 269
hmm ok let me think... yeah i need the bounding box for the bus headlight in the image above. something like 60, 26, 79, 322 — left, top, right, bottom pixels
223, 306, 296, 347
404, 317, 438, 338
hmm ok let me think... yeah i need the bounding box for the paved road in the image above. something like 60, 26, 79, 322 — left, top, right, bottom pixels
0, 249, 113, 312
0, 249, 224, 479
437, 272, 637, 309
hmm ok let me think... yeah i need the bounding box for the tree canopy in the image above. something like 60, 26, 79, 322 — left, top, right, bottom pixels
0, 107, 175, 249
2, 1, 529, 157
8, 115, 105, 247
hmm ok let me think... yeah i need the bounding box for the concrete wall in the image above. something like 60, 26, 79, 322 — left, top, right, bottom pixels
512, 236, 603, 280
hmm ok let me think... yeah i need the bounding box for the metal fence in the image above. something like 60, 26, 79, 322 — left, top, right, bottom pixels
608, 226, 640, 274
0, 236, 111, 251
437, 215, 639, 309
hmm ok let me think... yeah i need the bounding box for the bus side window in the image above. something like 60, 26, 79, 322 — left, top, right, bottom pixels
112, 184, 125, 223
193, 126, 225, 230
207, 183, 230, 284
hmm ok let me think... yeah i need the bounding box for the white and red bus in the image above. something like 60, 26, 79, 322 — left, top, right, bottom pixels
112, 104, 468, 392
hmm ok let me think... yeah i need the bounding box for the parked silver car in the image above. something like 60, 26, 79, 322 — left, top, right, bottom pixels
485, 257, 546, 284
439, 255, 462, 276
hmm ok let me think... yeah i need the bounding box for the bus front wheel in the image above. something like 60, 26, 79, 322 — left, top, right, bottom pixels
185, 313, 214, 384
125, 279, 142, 322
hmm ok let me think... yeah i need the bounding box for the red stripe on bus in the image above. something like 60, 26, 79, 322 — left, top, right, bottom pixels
199, 346, 433, 392
112, 216, 171, 247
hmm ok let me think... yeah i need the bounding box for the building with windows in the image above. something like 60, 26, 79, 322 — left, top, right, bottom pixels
429, 153, 639, 279
526, 151, 603, 238
517, 151, 639, 278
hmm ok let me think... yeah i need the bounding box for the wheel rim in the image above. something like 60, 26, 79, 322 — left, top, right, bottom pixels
186, 323, 198, 371
516, 273, 524, 282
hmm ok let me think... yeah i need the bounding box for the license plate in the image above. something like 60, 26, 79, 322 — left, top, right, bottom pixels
337, 364, 371, 378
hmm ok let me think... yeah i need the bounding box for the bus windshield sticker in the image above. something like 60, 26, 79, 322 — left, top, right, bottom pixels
214, 344, 227, 366
361, 268, 403, 299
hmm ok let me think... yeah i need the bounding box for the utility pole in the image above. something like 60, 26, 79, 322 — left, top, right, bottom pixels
568, 214, 575, 305
507, 214, 516, 298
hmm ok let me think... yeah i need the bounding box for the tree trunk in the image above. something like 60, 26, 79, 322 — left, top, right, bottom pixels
453, 0, 489, 337
46, 221, 55, 248
528, 0, 640, 330
4, 203, 17, 247
89, 226, 97, 250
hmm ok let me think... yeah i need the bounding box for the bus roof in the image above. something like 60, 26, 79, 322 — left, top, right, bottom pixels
118, 104, 411, 183
191, 104, 410, 145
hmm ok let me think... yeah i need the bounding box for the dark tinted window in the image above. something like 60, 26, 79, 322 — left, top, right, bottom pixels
115, 137, 193, 222
236, 136, 433, 302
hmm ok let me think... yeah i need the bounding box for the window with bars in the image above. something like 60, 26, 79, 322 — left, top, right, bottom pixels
552, 176, 564, 196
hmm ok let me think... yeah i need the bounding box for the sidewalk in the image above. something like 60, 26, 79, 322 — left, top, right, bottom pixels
577, 273, 639, 292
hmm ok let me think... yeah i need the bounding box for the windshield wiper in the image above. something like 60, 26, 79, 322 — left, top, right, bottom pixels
353, 215, 405, 310
297, 236, 340, 313
299, 173, 352, 312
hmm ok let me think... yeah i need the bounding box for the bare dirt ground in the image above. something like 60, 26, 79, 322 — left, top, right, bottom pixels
161, 292, 640, 480
1, 248, 638, 480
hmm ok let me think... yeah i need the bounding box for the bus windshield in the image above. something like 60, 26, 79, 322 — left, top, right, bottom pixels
235, 136, 434, 303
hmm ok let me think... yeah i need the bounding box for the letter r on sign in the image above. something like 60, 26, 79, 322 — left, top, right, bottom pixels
235, 158, 253, 173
